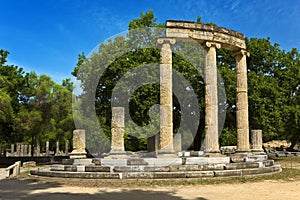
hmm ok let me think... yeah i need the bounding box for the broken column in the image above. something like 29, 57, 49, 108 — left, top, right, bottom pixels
70, 129, 87, 159
20, 144, 24, 157
35, 142, 40, 156
65, 140, 69, 156
233, 49, 250, 153
204, 41, 221, 155
46, 141, 50, 156
157, 37, 176, 156
24, 144, 28, 156
16, 143, 21, 157
28, 145, 32, 156
11, 144, 14, 156
108, 107, 126, 156
251, 129, 264, 154
55, 141, 60, 156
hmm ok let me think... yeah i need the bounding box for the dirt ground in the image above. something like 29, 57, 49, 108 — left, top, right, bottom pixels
0, 171, 299, 200
1, 157, 300, 200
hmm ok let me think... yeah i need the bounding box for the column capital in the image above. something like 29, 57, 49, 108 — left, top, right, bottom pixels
232, 49, 250, 58
157, 37, 176, 46
205, 41, 221, 49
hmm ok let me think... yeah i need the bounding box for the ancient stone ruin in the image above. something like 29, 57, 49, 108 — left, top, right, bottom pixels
31, 20, 282, 179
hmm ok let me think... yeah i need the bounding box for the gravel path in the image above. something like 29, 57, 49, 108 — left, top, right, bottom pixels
0, 178, 300, 200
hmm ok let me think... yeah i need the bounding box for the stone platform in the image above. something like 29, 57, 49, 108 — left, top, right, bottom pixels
30, 155, 282, 179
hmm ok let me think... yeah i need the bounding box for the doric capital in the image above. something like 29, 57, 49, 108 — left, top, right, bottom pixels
232, 49, 250, 58
205, 41, 221, 49
157, 38, 176, 47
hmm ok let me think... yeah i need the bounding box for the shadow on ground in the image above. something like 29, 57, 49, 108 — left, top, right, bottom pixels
0, 178, 208, 200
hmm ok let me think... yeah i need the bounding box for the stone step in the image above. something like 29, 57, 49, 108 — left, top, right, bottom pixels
31, 165, 282, 179
48, 160, 276, 173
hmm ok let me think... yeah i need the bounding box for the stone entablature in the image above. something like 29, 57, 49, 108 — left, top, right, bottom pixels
166, 20, 246, 51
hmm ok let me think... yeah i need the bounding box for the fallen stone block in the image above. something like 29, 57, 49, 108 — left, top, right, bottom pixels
113, 166, 143, 172
185, 171, 214, 178
85, 166, 110, 172
127, 158, 148, 165
22, 161, 36, 168
144, 166, 170, 172
201, 164, 225, 170
101, 159, 127, 166
224, 162, 259, 170
169, 165, 199, 172
185, 157, 208, 165
50, 165, 65, 171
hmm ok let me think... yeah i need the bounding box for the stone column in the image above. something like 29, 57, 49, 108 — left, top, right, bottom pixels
70, 129, 87, 159
20, 144, 24, 157
11, 144, 14, 156
3, 143, 6, 157
35, 142, 40, 157
109, 107, 126, 156
16, 143, 21, 157
204, 41, 221, 155
65, 140, 69, 156
24, 144, 28, 156
55, 141, 60, 156
46, 141, 49, 156
233, 49, 250, 152
251, 130, 264, 154
28, 145, 32, 156
157, 38, 176, 155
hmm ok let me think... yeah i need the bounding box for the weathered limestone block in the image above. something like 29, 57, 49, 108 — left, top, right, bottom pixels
70, 129, 87, 159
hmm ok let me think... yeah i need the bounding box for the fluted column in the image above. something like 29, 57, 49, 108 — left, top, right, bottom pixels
204, 41, 221, 154
233, 49, 250, 152
157, 38, 176, 155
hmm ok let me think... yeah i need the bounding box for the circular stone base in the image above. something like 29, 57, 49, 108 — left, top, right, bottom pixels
30, 155, 282, 179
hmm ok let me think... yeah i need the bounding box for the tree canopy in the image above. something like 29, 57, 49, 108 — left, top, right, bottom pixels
0, 50, 74, 154
72, 10, 300, 152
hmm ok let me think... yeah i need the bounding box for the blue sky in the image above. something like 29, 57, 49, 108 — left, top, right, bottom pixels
1, 0, 299, 83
